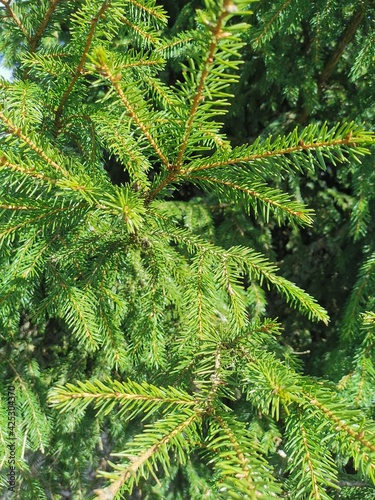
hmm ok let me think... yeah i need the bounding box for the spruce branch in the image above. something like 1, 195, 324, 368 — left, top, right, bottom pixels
0, 203, 43, 211
252, 0, 293, 48
152, 222, 329, 323
195, 251, 208, 340
211, 412, 258, 496
121, 16, 160, 46
0, 156, 58, 185
207, 410, 281, 498
299, 422, 322, 498
339, 312, 375, 407
0, 110, 68, 176
29, 0, 61, 52
48, 379, 197, 414
127, 0, 168, 23
0, 0, 30, 41
184, 124, 374, 174
0, 0, 62, 58
319, 6, 365, 86
97, 59, 170, 168
97, 305, 128, 371
155, 33, 195, 57
1, 1, 375, 497
8, 362, 50, 454
94, 411, 200, 500
188, 173, 314, 226
0, 206, 80, 243
147, 1, 243, 201
49, 279, 102, 351
302, 388, 375, 481
341, 252, 375, 341
218, 256, 247, 330
285, 410, 338, 499
54, 0, 111, 130
174, 2, 232, 169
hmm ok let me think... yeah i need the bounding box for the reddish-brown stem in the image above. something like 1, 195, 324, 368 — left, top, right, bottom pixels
183, 135, 362, 173
29, 0, 61, 52
103, 68, 170, 168
147, 2, 231, 202
174, 5, 230, 169
0, 110, 68, 175
0, 0, 30, 41
319, 6, 365, 85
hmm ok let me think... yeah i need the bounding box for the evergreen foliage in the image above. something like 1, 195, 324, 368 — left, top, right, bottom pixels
0, 0, 374, 498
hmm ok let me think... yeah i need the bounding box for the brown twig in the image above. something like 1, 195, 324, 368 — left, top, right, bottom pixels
29, 0, 61, 52
183, 134, 362, 174
0, 110, 68, 175
103, 67, 170, 167
146, 1, 232, 202
319, 6, 365, 86
0, 0, 30, 41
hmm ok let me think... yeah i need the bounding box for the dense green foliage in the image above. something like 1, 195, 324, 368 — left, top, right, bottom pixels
0, 0, 374, 498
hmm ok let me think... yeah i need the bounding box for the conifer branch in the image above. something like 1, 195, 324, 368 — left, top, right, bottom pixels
9, 362, 49, 454
285, 409, 339, 496
1, 1, 375, 496
49, 379, 197, 410
145, 168, 176, 202
205, 403, 282, 496
0, 157, 58, 185
189, 173, 314, 224
29, 0, 61, 52
51, 277, 102, 350
219, 257, 247, 329
196, 251, 206, 340
0, 110, 68, 175
174, 2, 231, 170
121, 17, 159, 45
98, 305, 125, 370
0, 206, 79, 242
354, 361, 367, 405
128, 0, 167, 22
319, 6, 365, 85
100, 64, 170, 168
94, 412, 199, 499
341, 253, 375, 340
152, 223, 329, 323
143, 75, 176, 107
0, 0, 30, 42
214, 414, 251, 471
184, 133, 370, 173
56, 232, 86, 281
147, 253, 164, 366
204, 348, 224, 405
54, 1, 111, 130
155, 35, 195, 55
0, 203, 38, 211
299, 421, 323, 498
252, 0, 293, 47
306, 392, 375, 454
